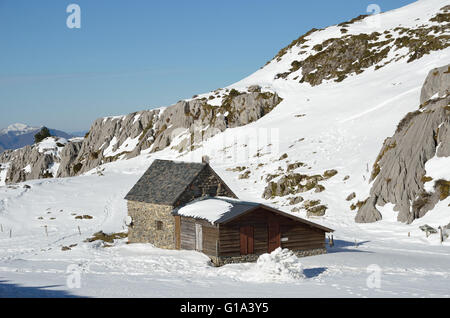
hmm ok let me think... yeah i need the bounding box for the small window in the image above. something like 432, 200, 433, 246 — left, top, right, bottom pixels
156, 221, 163, 230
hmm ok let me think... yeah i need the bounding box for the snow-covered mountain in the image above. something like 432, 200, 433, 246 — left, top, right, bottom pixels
0, 123, 39, 135
0, 0, 449, 297
0, 123, 75, 153
1, 1, 448, 221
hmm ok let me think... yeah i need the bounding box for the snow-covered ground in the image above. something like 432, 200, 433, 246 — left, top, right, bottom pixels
0, 150, 449, 297
0, 0, 449, 297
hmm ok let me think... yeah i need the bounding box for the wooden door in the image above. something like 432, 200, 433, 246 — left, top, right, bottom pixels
240, 226, 254, 255
268, 221, 280, 253
195, 223, 203, 251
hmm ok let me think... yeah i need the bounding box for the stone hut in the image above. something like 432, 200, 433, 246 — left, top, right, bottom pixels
124, 159, 237, 248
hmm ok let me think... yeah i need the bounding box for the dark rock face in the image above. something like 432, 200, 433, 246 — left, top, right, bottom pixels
356, 64, 450, 224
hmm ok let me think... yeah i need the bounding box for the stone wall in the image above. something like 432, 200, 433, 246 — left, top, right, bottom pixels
210, 248, 327, 267
127, 200, 175, 249
174, 166, 237, 207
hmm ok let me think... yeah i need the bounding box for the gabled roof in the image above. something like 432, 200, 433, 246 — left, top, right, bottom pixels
174, 197, 334, 232
124, 159, 207, 205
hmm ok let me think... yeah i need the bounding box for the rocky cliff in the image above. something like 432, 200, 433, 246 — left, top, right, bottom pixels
355, 64, 450, 224
0, 87, 282, 184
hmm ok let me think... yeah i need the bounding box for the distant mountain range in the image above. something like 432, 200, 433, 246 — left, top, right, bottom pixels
0, 123, 77, 153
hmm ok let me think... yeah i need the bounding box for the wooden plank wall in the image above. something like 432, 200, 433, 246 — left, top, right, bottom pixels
180, 217, 196, 250
219, 210, 269, 257
280, 224, 325, 251
180, 217, 219, 257
218, 208, 325, 257
202, 222, 219, 257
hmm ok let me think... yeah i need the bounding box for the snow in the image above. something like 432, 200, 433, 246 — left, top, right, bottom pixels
47, 163, 60, 177
0, 0, 449, 297
69, 137, 84, 143
424, 156, 450, 192
102, 137, 118, 157
102, 115, 125, 124
239, 248, 306, 283
103, 136, 141, 158
0, 153, 449, 297
133, 114, 141, 124
176, 198, 234, 224
36, 137, 67, 157
23, 165, 31, 174
0, 163, 9, 186
0, 123, 39, 135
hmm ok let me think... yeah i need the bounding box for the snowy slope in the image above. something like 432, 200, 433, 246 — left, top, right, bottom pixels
0, 0, 449, 297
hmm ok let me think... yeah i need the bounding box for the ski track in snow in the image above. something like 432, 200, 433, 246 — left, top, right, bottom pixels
339, 86, 422, 123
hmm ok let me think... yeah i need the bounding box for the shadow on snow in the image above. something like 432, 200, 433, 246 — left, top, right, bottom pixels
0, 279, 81, 298
326, 239, 372, 254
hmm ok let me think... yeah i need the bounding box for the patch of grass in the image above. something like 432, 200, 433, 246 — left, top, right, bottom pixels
238, 171, 251, 179
323, 169, 338, 179
84, 231, 128, 243
306, 205, 327, 217
351, 198, 368, 211
371, 139, 397, 180
421, 176, 433, 183
89, 151, 100, 160
228, 89, 241, 97
346, 192, 356, 201
314, 184, 325, 193
287, 162, 305, 171
303, 200, 321, 209
73, 163, 83, 174
226, 166, 247, 172
396, 110, 421, 133
75, 215, 93, 220
270, 28, 321, 62
435, 179, 450, 200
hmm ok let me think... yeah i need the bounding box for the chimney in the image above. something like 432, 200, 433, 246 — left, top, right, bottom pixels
202, 155, 210, 164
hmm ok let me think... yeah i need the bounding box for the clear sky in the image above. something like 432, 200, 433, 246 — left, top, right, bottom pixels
0, 0, 416, 132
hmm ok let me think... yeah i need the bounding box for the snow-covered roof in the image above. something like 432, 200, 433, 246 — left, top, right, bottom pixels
174, 197, 258, 224
174, 196, 334, 232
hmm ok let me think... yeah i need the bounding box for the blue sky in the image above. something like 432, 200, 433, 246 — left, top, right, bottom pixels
0, 0, 416, 132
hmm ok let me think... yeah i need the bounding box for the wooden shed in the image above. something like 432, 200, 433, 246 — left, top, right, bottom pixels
174, 197, 334, 266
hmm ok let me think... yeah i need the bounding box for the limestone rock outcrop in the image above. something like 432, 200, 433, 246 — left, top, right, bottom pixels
0, 87, 283, 184
355, 64, 450, 223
